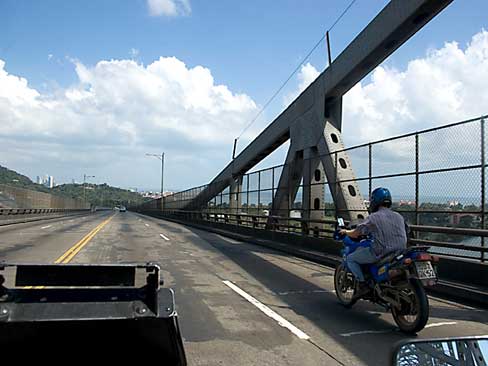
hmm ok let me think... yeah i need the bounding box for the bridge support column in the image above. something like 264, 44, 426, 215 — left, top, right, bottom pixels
302, 148, 326, 236
317, 122, 368, 222
267, 145, 304, 228
270, 97, 367, 225
229, 176, 242, 215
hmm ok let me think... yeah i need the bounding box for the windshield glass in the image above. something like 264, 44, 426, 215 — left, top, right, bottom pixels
1, 0, 488, 364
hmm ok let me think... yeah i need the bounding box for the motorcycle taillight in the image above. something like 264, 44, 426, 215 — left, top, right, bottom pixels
416, 253, 432, 261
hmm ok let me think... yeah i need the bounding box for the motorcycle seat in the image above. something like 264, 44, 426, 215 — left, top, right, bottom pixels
376, 250, 402, 266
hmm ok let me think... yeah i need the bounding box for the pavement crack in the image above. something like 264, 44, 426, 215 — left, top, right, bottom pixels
306, 339, 347, 366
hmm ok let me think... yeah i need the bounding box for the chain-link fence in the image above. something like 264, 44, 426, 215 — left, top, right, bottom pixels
139, 115, 488, 262
0, 184, 88, 209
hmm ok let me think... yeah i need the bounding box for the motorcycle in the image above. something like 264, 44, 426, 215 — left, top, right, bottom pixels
333, 218, 438, 334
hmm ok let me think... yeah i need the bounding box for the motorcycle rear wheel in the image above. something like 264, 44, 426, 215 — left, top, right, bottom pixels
391, 279, 429, 334
334, 264, 357, 308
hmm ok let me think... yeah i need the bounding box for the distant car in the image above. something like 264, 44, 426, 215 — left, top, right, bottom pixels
119, 206, 126, 212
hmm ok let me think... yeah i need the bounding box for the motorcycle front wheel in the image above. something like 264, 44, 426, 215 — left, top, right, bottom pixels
391, 279, 429, 334
334, 263, 357, 308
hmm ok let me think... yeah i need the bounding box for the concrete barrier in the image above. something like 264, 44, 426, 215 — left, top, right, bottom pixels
140, 210, 488, 308
0, 208, 92, 226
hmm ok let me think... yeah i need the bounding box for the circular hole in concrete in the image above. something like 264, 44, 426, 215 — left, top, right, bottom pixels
348, 185, 357, 197
314, 169, 321, 181
331, 133, 339, 143
339, 158, 347, 169
314, 198, 320, 210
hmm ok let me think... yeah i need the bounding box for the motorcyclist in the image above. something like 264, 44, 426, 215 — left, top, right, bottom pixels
339, 187, 407, 297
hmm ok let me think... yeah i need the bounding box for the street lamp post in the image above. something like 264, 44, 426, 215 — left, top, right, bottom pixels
146, 153, 165, 208
83, 174, 95, 207
96, 178, 105, 209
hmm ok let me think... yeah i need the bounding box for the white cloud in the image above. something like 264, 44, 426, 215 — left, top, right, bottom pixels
283, 62, 320, 107
0, 56, 256, 143
147, 0, 191, 17
342, 29, 488, 146
0, 60, 40, 106
48, 54, 53, 61
282, 31, 488, 150
0, 56, 257, 187
3, 30, 488, 190
277, 31, 488, 192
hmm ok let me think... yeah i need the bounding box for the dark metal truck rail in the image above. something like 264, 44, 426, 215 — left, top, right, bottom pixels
0, 262, 187, 363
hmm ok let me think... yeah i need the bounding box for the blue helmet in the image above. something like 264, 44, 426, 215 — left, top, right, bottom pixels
370, 187, 392, 212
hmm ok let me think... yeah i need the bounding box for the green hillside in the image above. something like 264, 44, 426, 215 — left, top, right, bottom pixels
0, 165, 149, 207
0, 165, 50, 192
52, 183, 150, 207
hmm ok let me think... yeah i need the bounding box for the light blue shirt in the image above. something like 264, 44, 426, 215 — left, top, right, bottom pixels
356, 207, 407, 257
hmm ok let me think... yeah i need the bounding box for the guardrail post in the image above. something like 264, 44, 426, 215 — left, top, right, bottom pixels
313, 227, 320, 238
272, 167, 275, 214
368, 143, 372, 198
334, 152, 339, 220
415, 133, 420, 235
481, 118, 485, 262
258, 171, 261, 217
301, 221, 309, 236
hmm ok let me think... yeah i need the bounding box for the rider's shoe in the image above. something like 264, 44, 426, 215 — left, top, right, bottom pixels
353, 281, 371, 299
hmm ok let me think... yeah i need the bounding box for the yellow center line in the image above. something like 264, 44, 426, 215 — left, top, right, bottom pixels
54, 214, 115, 264
23, 214, 115, 289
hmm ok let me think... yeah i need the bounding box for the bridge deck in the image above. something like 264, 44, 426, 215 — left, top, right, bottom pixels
1, 211, 487, 365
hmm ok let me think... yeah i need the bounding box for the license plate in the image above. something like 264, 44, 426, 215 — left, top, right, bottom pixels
415, 261, 436, 279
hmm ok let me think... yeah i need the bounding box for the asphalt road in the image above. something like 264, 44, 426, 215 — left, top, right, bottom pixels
1, 211, 487, 365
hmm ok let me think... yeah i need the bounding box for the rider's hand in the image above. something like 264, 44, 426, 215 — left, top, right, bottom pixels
339, 229, 347, 236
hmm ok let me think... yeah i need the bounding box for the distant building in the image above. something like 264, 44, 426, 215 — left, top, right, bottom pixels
450, 213, 480, 226
37, 174, 55, 188
47, 176, 55, 188
399, 200, 415, 206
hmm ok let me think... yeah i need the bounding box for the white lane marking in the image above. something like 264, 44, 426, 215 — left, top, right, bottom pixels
160, 233, 170, 241
216, 234, 241, 244
367, 311, 385, 315
339, 321, 458, 337
41, 225, 52, 229
145, 223, 150, 227
340, 329, 393, 337
430, 296, 478, 310
425, 321, 457, 329
222, 280, 310, 340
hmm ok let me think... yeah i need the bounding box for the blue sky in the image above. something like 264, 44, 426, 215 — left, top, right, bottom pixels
0, 0, 488, 192
2, 0, 486, 100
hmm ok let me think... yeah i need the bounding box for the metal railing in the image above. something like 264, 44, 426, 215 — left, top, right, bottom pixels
138, 115, 488, 263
